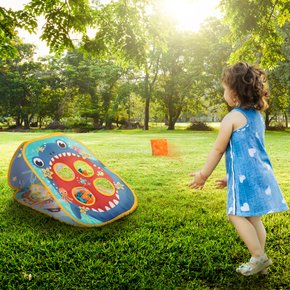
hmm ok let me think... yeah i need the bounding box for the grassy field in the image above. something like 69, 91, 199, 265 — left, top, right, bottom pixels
0, 129, 289, 289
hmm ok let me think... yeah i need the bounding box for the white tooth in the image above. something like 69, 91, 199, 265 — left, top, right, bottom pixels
49, 161, 52, 166
98, 208, 104, 212
72, 153, 76, 156
109, 201, 115, 208
62, 153, 67, 156
51, 157, 55, 163
67, 153, 71, 156
54, 155, 59, 159
58, 154, 62, 158
77, 155, 81, 158
116, 194, 120, 200
105, 206, 110, 211
92, 208, 98, 212
113, 199, 119, 205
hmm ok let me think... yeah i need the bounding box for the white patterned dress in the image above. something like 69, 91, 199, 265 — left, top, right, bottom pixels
225, 108, 288, 216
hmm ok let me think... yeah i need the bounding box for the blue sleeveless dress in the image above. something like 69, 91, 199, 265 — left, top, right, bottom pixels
225, 108, 288, 216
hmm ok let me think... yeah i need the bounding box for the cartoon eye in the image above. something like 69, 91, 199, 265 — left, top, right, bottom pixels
56, 140, 67, 149
33, 157, 44, 167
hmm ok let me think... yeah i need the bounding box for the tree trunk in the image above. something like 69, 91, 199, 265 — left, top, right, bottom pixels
164, 114, 169, 126
144, 72, 150, 130
92, 117, 102, 129
38, 117, 42, 128
284, 112, 288, 128
167, 117, 175, 130
167, 102, 182, 131
15, 116, 21, 127
105, 120, 113, 129
265, 110, 270, 129
29, 114, 34, 124
23, 115, 30, 129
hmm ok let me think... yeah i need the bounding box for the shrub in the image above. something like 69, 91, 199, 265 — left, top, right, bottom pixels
187, 121, 213, 131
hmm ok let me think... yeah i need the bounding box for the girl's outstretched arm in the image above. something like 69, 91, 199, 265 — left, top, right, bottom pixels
189, 113, 235, 189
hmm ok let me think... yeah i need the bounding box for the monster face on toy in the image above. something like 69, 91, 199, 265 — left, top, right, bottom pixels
9, 134, 137, 227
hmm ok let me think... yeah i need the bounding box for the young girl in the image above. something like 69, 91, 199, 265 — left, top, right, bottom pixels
189, 62, 289, 276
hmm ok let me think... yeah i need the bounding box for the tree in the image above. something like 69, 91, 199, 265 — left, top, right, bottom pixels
220, 1, 290, 127
0, 0, 92, 59
266, 60, 290, 128
63, 51, 102, 128
0, 0, 155, 64
135, 7, 174, 130
82, 0, 153, 65
0, 7, 20, 58
139, 47, 161, 130
63, 51, 125, 129
157, 31, 210, 130
220, 0, 290, 68
32, 54, 78, 128
0, 41, 42, 128
265, 21, 290, 128
184, 17, 232, 119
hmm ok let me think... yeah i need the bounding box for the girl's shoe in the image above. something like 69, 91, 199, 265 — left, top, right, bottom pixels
236, 256, 273, 276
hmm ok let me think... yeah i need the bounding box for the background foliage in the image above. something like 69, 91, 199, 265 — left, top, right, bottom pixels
0, 0, 289, 130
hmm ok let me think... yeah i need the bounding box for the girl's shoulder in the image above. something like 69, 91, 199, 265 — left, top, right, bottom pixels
224, 109, 247, 120
223, 109, 247, 131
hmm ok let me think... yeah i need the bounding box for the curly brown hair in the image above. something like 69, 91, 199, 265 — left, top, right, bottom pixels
221, 62, 269, 111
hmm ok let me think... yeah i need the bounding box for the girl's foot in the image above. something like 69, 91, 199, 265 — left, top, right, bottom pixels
236, 255, 272, 276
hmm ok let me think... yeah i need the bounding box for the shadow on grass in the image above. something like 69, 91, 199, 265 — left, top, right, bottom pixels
3, 197, 135, 235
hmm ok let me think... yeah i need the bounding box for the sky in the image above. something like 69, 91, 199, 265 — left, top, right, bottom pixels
0, 0, 49, 57
159, 0, 221, 32
0, 0, 221, 58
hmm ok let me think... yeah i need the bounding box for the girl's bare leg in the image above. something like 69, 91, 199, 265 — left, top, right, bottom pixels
247, 216, 266, 252
228, 215, 264, 257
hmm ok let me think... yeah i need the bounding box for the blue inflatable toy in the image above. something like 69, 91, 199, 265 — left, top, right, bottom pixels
8, 133, 137, 227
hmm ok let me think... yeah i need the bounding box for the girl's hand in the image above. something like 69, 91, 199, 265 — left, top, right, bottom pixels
189, 171, 207, 189
215, 177, 227, 189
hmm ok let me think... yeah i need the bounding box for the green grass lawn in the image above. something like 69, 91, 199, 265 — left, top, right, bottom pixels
0, 129, 289, 289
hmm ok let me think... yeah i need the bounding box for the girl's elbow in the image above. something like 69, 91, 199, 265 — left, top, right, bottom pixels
213, 147, 225, 156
